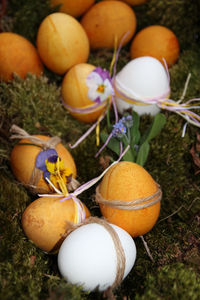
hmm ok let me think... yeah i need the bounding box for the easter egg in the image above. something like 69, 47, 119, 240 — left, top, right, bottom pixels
114, 56, 170, 116
96, 161, 162, 237
10, 135, 77, 194
0, 32, 43, 82
130, 25, 180, 67
80, 1, 137, 49
58, 218, 136, 291
36, 13, 90, 74
22, 195, 90, 252
104, 0, 147, 5
62, 63, 107, 123
122, 0, 147, 5
51, 0, 95, 18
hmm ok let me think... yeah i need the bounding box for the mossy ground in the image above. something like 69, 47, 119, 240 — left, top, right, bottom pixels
0, 0, 200, 299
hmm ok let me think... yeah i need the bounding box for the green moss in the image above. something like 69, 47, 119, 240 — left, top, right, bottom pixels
0, 0, 200, 299
4, 0, 56, 44
135, 263, 200, 300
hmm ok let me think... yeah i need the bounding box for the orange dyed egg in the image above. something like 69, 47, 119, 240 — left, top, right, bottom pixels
51, 0, 95, 18
62, 63, 107, 123
36, 13, 90, 74
22, 195, 91, 252
0, 32, 43, 82
10, 135, 77, 194
104, 0, 147, 6
80, 1, 137, 49
97, 161, 161, 237
130, 25, 180, 67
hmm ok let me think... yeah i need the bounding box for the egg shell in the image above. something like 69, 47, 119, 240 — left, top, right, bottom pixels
80, 1, 137, 49
10, 135, 77, 194
0, 32, 43, 82
98, 161, 161, 237
51, 0, 95, 18
130, 25, 180, 67
62, 63, 107, 123
36, 13, 90, 74
122, 0, 147, 5
114, 56, 170, 116
104, 0, 147, 6
58, 221, 136, 291
22, 196, 91, 253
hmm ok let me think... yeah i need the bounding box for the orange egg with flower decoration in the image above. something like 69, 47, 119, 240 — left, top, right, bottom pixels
10, 125, 77, 194
62, 63, 114, 123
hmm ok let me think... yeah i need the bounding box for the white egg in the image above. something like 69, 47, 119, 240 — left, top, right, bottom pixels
57, 221, 136, 292
114, 56, 170, 116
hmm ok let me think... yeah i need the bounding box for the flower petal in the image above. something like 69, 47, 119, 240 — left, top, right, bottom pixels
88, 85, 100, 101
36, 149, 57, 171
86, 71, 103, 88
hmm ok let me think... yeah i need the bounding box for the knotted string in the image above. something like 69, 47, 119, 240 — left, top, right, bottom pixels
10, 124, 61, 149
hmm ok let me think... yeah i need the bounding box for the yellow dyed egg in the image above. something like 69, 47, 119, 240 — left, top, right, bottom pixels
62, 63, 107, 123
80, 1, 137, 49
97, 161, 161, 237
10, 135, 77, 194
22, 195, 91, 252
36, 13, 90, 74
0, 32, 43, 82
51, 0, 95, 18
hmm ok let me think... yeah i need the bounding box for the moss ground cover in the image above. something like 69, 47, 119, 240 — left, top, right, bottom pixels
0, 0, 200, 299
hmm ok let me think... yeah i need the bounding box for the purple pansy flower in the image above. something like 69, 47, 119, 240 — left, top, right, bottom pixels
86, 67, 114, 104
36, 149, 58, 179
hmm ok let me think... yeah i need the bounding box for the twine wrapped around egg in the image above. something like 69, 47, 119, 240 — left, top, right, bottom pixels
95, 184, 162, 210
60, 216, 126, 295
10, 124, 79, 193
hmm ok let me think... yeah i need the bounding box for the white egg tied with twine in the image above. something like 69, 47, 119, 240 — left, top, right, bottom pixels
114, 56, 170, 116
57, 217, 136, 293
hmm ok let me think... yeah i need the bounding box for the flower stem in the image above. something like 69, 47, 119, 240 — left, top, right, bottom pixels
106, 98, 111, 130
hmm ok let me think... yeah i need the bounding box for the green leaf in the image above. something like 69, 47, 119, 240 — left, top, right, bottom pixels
136, 141, 150, 166
100, 132, 121, 156
130, 110, 141, 146
140, 113, 166, 144
122, 149, 134, 162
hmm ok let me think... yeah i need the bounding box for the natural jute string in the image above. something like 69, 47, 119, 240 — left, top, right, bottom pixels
95, 185, 162, 210
10, 125, 79, 193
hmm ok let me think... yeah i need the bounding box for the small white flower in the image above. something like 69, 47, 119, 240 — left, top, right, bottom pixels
86, 68, 114, 103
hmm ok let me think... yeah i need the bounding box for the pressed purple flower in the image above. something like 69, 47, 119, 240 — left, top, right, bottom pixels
112, 121, 127, 138
36, 149, 58, 171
